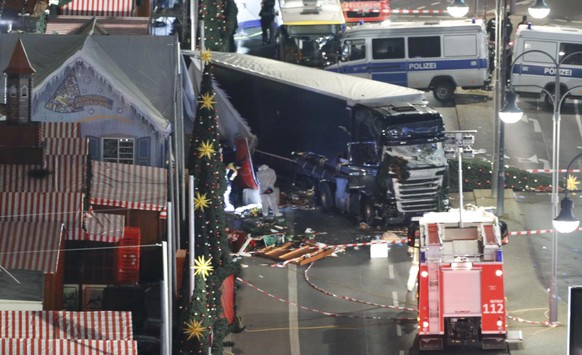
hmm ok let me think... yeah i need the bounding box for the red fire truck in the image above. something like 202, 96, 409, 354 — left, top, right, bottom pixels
341, 0, 390, 24
416, 208, 507, 351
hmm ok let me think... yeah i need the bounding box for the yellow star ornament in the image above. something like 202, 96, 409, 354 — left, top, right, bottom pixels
194, 191, 210, 211
197, 140, 215, 159
199, 92, 216, 110
200, 49, 212, 64
567, 174, 580, 191
184, 319, 206, 341
192, 255, 214, 280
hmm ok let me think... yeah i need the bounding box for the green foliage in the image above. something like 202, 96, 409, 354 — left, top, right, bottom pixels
448, 158, 552, 192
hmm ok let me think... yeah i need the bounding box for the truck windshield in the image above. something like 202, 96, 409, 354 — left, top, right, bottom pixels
385, 143, 446, 167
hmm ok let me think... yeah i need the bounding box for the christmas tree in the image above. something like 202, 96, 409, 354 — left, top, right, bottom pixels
198, 0, 238, 52
179, 50, 238, 354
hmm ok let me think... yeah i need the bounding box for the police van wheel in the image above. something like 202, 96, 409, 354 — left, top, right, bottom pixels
432, 81, 455, 102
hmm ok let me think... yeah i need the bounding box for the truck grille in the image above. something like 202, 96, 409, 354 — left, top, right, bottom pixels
392, 167, 446, 213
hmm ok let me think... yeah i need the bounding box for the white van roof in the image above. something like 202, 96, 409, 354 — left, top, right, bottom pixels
516, 25, 582, 43
278, 0, 345, 26
208, 51, 426, 106
342, 19, 485, 39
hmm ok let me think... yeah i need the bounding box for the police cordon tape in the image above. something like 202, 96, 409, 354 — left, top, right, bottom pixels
272, 229, 579, 268
250, 239, 559, 327
304, 263, 418, 313
508, 227, 582, 236
506, 314, 554, 326
236, 277, 416, 321
389, 9, 446, 14
526, 169, 582, 173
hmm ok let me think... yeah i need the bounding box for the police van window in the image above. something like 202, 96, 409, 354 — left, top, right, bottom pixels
443, 35, 477, 57
372, 38, 404, 60
560, 43, 582, 65
523, 40, 557, 63
346, 39, 366, 61
408, 36, 441, 58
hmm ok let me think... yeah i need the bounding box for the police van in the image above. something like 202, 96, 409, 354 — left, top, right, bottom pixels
511, 24, 582, 106
325, 19, 489, 102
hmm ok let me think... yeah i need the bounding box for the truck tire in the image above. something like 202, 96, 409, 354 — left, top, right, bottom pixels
432, 80, 455, 102
362, 197, 376, 226
318, 182, 335, 212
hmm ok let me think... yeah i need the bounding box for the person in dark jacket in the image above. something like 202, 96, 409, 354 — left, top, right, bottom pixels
259, 0, 276, 44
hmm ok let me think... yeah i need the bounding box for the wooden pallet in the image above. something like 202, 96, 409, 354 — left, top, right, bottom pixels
255, 242, 335, 265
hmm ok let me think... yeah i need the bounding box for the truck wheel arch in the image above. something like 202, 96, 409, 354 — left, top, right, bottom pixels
430, 77, 457, 102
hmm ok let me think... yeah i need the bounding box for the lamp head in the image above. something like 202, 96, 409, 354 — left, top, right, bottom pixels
447, 0, 469, 18
553, 197, 580, 234
499, 91, 524, 124
528, 0, 550, 19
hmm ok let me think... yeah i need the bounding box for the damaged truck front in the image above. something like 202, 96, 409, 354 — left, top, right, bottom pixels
207, 52, 449, 225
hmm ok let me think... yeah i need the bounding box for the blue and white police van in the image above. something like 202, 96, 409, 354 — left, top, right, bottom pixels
325, 19, 489, 102
511, 24, 582, 107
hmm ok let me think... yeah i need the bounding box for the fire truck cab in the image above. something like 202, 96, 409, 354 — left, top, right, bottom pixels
416, 208, 506, 351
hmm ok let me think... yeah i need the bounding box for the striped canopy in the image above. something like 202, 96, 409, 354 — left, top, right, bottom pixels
0, 222, 63, 273
0, 339, 137, 354
61, 0, 134, 17
0, 192, 84, 240
0, 310, 134, 340
90, 161, 167, 215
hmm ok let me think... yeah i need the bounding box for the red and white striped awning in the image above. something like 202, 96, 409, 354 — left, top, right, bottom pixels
44, 138, 88, 157
0, 192, 85, 240
0, 310, 134, 340
0, 156, 86, 193
90, 161, 167, 215
61, 0, 134, 17
40, 123, 80, 139
0, 221, 63, 274
84, 213, 125, 243
0, 339, 137, 354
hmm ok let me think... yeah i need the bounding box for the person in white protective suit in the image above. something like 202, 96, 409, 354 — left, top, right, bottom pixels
256, 164, 282, 217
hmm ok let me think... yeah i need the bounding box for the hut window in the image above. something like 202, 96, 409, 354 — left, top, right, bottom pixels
103, 137, 134, 164
21, 85, 28, 98
9, 85, 17, 98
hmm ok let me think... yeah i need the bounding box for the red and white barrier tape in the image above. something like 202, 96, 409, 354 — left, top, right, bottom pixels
506, 315, 555, 326
526, 169, 582, 173
236, 277, 412, 321
304, 263, 418, 314
389, 9, 446, 14
509, 227, 582, 236
331, 238, 407, 249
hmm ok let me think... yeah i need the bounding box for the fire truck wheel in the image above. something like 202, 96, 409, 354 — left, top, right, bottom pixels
318, 182, 335, 212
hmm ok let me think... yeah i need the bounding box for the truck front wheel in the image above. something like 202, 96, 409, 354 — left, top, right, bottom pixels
362, 197, 377, 226
318, 182, 335, 212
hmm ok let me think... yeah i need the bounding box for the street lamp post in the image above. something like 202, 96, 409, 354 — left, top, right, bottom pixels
500, 48, 582, 325
447, 0, 548, 217
553, 153, 582, 233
